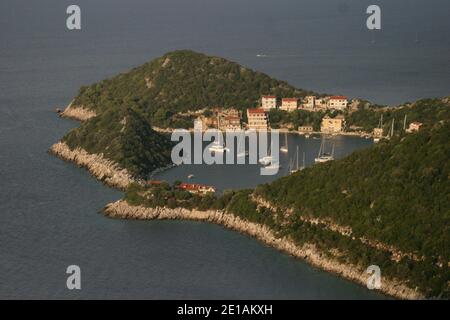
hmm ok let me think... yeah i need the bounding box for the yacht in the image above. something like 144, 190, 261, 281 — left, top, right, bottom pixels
280, 133, 288, 153
208, 116, 230, 153
315, 137, 334, 163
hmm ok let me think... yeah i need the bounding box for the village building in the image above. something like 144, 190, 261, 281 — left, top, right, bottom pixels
298, 125, 314, 133
178, 183, 216, 195
219, 115, 241, 130
280, 98, 299, 112
261, 95, 277, 111
246, 108, 269, 130
327, 96, 348, 110
373, 127, 383, 138
315, 98, 328, 110
303, 96, 316, 110
406, 121, 423, 133
218, 108, 242, 131
320, 115, 345, 133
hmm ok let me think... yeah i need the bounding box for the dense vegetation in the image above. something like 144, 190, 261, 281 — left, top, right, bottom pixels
63, 107, 173, 177
255, 122, 450, 297
346, 98, 450, 133
73, 50, 315, 128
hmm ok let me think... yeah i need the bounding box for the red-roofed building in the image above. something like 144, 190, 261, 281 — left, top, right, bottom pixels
246, 108, 269, 130
327, 96, 348, 110
261, 95, 277, 110
280, 98, 299, 112
178, 183, 216, 194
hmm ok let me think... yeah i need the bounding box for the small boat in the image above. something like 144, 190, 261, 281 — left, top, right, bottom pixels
373, 137, 380, 143
315, 137, 334, 163
259, 156, 272, 166
187, 174, 195, 179
280, 133, 288, 153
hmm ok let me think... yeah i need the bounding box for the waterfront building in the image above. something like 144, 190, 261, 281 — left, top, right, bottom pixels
261, 95, 277, 111
280, 98, 299, 112
298, 125, 314, 133
247, 108, 269, 130
327, 96, 348, 110
320, 115, 345, 133
373, 127, 383, 138
178, 183, 216, 194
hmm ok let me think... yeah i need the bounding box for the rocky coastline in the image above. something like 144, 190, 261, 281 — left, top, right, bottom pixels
49, 141, 136, 190
103, 199, 423, 300
60, 100, 97, 121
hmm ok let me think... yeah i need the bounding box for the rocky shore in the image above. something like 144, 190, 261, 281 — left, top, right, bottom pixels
60, 101, 97, 121
49, 141, 136, 190
104, 200, 423, 300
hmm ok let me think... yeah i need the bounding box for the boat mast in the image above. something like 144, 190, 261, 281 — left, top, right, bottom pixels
296, 146, 299, 170
390, 118, 395, 137
318, 137, 324, 157
403, 114, 407, 131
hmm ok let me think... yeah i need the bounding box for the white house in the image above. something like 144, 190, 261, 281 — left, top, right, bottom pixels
327, 96, 348, 110
280, 98, 298, 112
261, 95, 277, 111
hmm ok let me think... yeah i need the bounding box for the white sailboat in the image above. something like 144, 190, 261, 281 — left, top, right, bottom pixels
373, 114, 383, 143
280, 133, 288, 153
315, 137, 334, 163
290, 146, 305, 173
236, 135, 248, 158
259, 144, 273, 166
208, 115, 230, 153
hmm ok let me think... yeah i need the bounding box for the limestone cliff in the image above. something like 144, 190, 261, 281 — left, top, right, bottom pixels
49, 141, 136, 189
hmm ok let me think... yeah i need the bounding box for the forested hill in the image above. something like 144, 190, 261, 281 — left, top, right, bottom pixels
63, 107, 173, 177
71, 50, 314, 127
255, 121, 450, 297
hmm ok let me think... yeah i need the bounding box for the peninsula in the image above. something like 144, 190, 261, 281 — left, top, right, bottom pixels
50, 50, 450, 299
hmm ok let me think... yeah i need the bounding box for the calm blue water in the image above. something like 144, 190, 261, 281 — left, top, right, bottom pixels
1, 0, 448, 299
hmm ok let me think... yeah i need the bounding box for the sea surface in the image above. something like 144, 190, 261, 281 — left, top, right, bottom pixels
1, 0, 449, 299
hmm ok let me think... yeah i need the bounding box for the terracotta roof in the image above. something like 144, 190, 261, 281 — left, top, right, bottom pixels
330, 96, 347, 100
262, 95, 276, 99
247, 108, 266, 114
282, 98, 298, 102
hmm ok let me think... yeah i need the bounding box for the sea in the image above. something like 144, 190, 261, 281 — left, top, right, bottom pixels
0, 0, 449, 299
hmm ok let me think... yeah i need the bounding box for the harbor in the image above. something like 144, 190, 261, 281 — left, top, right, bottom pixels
154, 134, 373, 192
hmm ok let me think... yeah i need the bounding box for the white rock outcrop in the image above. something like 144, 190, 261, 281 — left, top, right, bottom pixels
49, 142, 135, 189
104, 200, 423, 300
